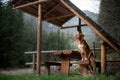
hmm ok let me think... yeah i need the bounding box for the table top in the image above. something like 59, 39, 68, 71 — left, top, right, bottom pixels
54, 50, 81, 59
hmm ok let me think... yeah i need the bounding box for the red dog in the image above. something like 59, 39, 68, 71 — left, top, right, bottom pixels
76, 33, 96, 75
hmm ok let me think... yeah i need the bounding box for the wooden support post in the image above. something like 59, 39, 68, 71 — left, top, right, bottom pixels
101, 41, 106, 74
33, 53, 36, 73
77, 18, 82, 33
45, 63, 50, 75
60, 57, 70, 76
93, 42, 96, 55
36, 3, 42, 75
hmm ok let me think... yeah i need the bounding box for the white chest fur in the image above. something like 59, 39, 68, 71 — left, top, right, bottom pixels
78, 44, 84, 51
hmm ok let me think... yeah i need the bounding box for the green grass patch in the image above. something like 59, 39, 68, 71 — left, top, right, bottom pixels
0, 74, 118, 80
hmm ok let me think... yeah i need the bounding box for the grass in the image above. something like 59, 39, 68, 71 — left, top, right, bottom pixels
0, 73, 118, 80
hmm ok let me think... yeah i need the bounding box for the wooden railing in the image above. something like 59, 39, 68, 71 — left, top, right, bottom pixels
25, 50, 61, 74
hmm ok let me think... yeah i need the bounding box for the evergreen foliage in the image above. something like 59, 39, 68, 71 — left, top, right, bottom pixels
98, 0, 120, 42
0, 1, 27, 68
42, 29, 75, 50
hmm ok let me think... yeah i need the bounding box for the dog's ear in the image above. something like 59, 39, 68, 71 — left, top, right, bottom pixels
82, 34, 84, 37
76, 33, 84, 39
79, 33, 84, 38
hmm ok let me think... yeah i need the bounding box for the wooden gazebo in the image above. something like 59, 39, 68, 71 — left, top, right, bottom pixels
12, 0, 120, 75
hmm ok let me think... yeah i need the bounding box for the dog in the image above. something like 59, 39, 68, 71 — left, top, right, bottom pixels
76, 33, 96, 75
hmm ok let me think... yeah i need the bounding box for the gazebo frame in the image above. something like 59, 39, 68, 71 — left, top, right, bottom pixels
12, 0, 120, 75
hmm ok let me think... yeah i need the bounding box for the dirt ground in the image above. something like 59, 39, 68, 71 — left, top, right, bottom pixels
0, 63, 120, 76
0, 64, 79, 75
0, 68, 33, 75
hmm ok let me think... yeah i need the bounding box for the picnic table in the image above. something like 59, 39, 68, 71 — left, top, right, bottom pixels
25, 50, 81, 75
54, 50, 81, 75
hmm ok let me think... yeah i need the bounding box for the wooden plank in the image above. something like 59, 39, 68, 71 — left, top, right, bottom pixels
47, 19, 63, 27
54, 50, 81, 59
25, 62, 45, 65
61, 15, 74, 26
57, 3, 72, 14
23, 6, 38, 15
54, 50, 78, 55
45, 62, 61, 66
25, 62, 35, 65
36, 3, 42, 75
54, 50, 72, 55
26, 62, 61, 66
44, 14, 75, 21
61, 24, 87, 29
25, 51, 37, 54
63, 50, 72, 54
13, 0, 23, 7
13, 0, 51, 9
42, 50, 61, 53
101, 42, 106, 74
19, 8, 37, 17
62, 25, 78, 29
60, 0, 120, 53
43, 3, 61, 17
25, 50, 62, 54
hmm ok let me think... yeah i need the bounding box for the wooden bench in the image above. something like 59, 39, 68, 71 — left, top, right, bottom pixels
25, 51, 72, 75
26, 61, 61, 75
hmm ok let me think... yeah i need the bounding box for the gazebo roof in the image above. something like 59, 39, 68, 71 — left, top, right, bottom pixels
12, 0, 120, 53
12, 0, 75, 27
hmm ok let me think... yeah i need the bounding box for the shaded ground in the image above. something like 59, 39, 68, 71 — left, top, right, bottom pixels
0, 59, 120, 77
0, 66, 61, 75
0, 68, 33, 75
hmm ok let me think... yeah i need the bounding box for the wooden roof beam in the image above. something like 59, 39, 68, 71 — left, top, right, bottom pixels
13, 0, 23, 7
43, 3, 61, 18
44, 14, 75, 21
61, 16, 74, 26
61, 24, 87, 29
19, 8, 37, 17
13, 0, 51, 9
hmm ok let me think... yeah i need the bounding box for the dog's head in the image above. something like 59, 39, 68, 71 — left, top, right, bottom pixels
76, 33, 84, 40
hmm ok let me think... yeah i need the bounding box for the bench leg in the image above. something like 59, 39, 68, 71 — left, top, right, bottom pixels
60, 57, 70, 76
45, 64, 50, 75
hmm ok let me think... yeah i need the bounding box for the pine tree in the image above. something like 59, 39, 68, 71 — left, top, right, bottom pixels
0, 1, 27, 68
98, 0, 120, 42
